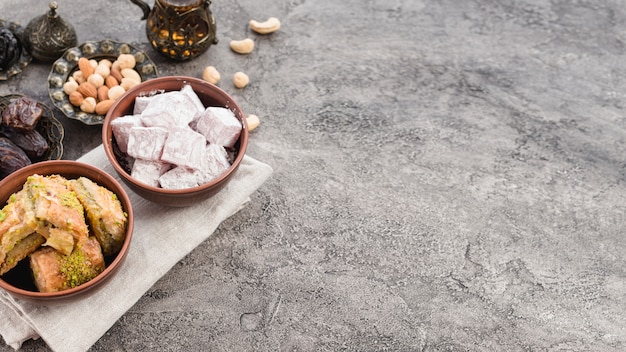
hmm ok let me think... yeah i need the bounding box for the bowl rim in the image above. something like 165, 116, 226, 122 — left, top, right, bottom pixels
102, 75, 249, 195
0, 160, 134, 300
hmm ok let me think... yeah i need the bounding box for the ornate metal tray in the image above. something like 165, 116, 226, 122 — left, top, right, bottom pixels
47, 40, 158, 125
0, 19, 32, 81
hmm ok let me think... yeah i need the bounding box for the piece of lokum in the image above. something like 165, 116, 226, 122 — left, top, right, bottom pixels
126, 126, 168, 161
110, 114, 143, 153
180, 84, 206, 124
195, 107, 242, 148
133, 95, 155, 115
140, 89, 204, 128
131, 158, 171, 187
196, 143, 231, 184
159, 166, 200, 189
160, 126, 207, 170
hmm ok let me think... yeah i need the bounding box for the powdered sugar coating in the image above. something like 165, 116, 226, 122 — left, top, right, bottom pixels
111, 84, 242, 189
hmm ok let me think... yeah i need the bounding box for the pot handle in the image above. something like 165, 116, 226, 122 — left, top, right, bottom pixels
129, 0, 151, 20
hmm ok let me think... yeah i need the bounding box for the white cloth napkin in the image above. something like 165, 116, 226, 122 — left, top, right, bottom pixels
0, 145, 273, 351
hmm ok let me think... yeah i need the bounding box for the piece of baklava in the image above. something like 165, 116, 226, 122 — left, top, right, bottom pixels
30, 236, 105, 292
69, 177, 127, 256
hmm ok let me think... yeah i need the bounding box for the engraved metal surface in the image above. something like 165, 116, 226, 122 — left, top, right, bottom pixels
47, 40, 158, 125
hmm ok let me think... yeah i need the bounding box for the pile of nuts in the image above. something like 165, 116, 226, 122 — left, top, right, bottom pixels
201, 17, 281, 132
63, 54, 142, 115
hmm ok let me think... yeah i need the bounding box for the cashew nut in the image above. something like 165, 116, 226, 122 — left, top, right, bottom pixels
246, 114, 260, 131
233, 71, 249, 88
229, 38, 254, 54
120, 77, 140, 90
121, 68, 141, 82
202, 66, 221, 84
249, 17, 281, 34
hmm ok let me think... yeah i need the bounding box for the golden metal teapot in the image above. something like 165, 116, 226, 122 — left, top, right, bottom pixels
130, 0, 217, 61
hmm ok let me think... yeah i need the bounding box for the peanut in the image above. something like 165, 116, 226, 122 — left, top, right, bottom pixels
202, 66, 221, 84
233, 71, 249, 88
229, 38, 254, 54
249, 17, 281, 34
246, 114, 260, 131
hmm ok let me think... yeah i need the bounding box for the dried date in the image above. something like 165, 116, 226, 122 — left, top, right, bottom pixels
0, 125, 48, 159
1, 96, 43, 131
0, 137, 31, 179
0, 28, 21, 71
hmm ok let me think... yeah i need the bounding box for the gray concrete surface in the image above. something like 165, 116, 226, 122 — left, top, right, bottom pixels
1, 0, 626, 351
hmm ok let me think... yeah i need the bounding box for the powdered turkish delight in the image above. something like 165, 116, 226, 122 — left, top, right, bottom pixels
133, 95, 154, 115
180, 84, 205, 123
196, 143, 231, 184
110, 114, 143, 153
160, 126, 207, 170
126, 126, 168, 161
195, 107, 242, 148
112, 85, 243, 190
131, 158, 171, 187
158, 166, 200, 189
140, 89, 204, 128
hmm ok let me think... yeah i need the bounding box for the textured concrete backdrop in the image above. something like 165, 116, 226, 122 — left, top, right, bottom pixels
1, 0, 625, 351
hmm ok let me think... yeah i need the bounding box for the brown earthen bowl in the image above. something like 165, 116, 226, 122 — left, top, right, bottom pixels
0, 160, 134, 303
102, 76, 249, 207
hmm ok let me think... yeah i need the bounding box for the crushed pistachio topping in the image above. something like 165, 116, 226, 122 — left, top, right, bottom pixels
59, 245, 101, 289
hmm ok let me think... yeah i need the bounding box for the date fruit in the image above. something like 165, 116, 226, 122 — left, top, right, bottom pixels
0, 137, 31, 179
0, 28, 21, 71
1, 96, 43, 131
0, 125, 48, 159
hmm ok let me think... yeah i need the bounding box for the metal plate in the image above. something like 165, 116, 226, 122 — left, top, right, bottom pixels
47, 40, 158, 125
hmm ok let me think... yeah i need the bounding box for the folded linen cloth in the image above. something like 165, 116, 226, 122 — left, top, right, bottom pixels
0, 144, 273, 351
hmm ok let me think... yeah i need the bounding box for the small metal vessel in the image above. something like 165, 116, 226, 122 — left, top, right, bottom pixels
23, 1, 77, 62
130, 0, 218, 61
